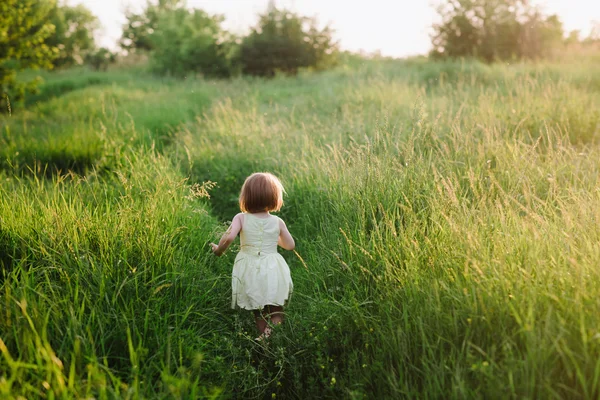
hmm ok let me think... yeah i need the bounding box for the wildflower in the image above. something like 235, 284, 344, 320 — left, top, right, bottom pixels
330, 377, 336, 386
482, 361, 489, 367
272, 393, 276, 399
362, 364, 367, 368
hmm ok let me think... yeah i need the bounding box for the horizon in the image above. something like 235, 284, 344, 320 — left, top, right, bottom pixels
71, 0, 600, 58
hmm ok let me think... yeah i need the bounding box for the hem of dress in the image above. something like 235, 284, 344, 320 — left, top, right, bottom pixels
231, 294, 292, 311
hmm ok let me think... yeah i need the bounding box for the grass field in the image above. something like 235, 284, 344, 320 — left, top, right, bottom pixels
1, 55, 599, 398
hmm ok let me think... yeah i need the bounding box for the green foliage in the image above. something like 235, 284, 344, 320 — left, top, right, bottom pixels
0, 0, 58, 112
45, 3, 100, 68
121, 0, 234, 78
120, 0, 185, 52
121, 1, 338, 79
150, 8, 233, 78
238, 5, 338, 77
431, 0, 565, 61
85, 48, 117, 71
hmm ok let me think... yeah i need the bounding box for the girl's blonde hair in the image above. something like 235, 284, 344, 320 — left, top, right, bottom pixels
239, 172, 284, 213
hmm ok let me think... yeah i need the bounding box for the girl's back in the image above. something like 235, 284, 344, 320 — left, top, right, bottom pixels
239, 214, 279, 256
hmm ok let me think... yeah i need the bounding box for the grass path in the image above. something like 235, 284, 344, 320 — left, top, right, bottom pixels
0, 58, 599, 398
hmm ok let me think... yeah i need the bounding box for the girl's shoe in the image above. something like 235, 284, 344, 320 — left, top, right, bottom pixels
255, 326, 272, 342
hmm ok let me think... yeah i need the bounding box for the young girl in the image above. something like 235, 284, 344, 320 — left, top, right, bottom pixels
210, 172, 295, 340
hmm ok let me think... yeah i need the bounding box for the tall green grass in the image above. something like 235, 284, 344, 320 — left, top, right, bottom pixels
0, 59, 599, 398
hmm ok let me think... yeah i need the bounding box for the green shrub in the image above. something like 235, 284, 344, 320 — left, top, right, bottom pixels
45, 3, 99, 68
149, 7, 233, 78
431, 0, 564, 61
0, 0, 57, 113
237, 5, 338, 77
120, 0, 184, 52
85, 48, 117, 71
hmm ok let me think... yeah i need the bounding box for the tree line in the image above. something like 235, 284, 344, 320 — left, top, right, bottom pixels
0, 0, 338, 111
430, 0, 599, 61
2, 0, 599, 112
119, 0, 338, 78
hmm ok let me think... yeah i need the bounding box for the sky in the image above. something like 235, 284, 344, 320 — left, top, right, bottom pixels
70, 0, 600, 58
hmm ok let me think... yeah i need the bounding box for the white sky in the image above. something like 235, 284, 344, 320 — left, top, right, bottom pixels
70, 0, 600, 57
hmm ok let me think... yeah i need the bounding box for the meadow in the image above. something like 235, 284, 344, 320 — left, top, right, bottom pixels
0, 54, 599, 398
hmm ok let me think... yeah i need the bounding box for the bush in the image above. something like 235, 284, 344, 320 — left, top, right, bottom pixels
121, 1, 339, 79
431, 0, 564, 62
0, 0, 57, 113
85, 48, 117, 71
45, 3, 99, 68
149, 7, 233, 78
237, 5, 338, 77
120, 0, 184, 53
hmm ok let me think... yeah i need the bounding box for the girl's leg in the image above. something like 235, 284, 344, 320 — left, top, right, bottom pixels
268, 305, 284, 326
254, 305, 284, 340
254, 309, 268, 334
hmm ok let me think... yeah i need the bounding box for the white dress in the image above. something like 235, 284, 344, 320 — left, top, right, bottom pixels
231, 213, 293, 310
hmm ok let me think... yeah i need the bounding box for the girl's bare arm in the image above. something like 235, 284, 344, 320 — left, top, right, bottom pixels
211, 214, 243, 256
277, 218, 295, 250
